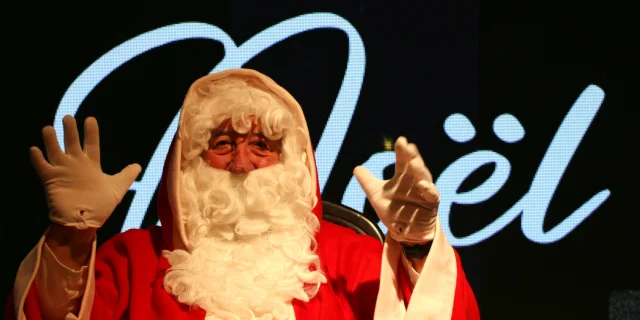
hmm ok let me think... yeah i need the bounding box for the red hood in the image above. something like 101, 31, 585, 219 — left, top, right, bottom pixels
156, 68, 323, 251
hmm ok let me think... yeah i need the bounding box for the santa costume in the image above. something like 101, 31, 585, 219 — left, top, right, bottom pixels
6, 69, 479, 319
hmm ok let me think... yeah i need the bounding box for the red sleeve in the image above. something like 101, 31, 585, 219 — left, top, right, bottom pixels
4, 290, 14, 320
4, 284, 43, 320
397, 259, 413, 308
5, 228, 162, 320
450, 249, 480, 320
397, 249, 480, 320
3, 236, 131, 320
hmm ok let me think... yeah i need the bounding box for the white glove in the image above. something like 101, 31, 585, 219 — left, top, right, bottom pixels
30, 116, 141, 229
354, 137, 440, 245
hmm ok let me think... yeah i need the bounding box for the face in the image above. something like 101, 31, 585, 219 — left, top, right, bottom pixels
202, 118, 281, 173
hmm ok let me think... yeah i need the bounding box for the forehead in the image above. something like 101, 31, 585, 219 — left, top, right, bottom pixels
213, 118, 261, 133
210, 120, 277, 142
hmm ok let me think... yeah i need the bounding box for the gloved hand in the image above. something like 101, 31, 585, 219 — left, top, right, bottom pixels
354, 137, 440, 245
30, 116, 141, 229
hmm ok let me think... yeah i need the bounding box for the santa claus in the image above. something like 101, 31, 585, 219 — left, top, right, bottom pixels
6, 69, 479, 319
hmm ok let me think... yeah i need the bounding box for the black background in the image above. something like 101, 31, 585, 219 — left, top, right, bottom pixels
2, 1, 638, 319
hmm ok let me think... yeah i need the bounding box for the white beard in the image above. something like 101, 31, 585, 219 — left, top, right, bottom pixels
163, 157, 326, 320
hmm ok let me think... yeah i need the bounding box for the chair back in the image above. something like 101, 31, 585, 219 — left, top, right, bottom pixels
321, 200, 385, 243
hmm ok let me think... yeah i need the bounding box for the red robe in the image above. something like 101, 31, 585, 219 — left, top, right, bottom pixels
6, 69, 479, 320
6, 225, 478, 319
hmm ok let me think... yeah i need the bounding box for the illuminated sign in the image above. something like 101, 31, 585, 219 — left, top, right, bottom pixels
53, 13, 609, 247
343, 85, 609, 246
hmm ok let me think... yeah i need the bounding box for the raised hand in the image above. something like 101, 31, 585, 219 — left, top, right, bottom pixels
354, 137, 440, 245
30, 116, 141, 229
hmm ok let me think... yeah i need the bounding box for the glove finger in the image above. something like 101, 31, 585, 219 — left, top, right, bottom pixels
63, 115, 83, 156
409, 156, 433, 183
396, 139, 424, 172
83, 117, 101, 164
405, 143, 421, 161
113, 163, 141, 198
394, 137, 410, 173
29, 146, 52, 180
42, 126, 65, 165
405, 142, 435, 182
353, 165, 382, 199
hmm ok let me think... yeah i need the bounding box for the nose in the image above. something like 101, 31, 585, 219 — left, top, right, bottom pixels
227, 144, 256, 173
